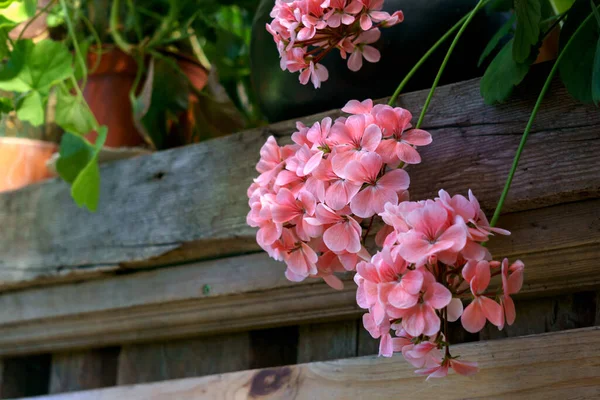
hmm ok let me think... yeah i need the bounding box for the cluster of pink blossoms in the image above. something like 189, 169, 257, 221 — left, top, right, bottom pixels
357, 190, 524, 378
247, 99, 431, 289
267, 0, 404, 88
247, 98, 526, 379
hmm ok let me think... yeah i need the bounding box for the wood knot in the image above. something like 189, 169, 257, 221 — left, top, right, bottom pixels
249, 367, 292, 398
152, 171, 166, 181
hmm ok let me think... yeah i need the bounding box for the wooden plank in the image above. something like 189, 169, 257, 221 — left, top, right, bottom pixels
117, 333, 251, 385
297, 320, 357, 363
481, 292, 597, 340
49, 348, 119, 394
25, 327, 600, 400
249, 327, 298, 369
0, 199, 596, 357
0, 74, 598, 288
1, 354, 51, 398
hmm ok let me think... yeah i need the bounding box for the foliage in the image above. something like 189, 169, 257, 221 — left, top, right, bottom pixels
0, 0, 261, 211
480, 0, 599, 106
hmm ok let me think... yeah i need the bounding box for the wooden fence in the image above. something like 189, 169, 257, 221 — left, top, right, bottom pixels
0, 73, 598, 399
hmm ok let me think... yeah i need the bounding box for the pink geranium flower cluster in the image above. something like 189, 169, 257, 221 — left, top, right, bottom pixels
248, 98, 526, 379
247, 99, 432, 289
356, 190, 525, 378
267, 0, 404, 87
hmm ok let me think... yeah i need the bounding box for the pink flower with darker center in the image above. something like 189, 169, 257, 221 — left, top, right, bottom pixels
398, 202, 468, 265
305, 203, 362, 254
399, 270, 452, 337
374, 106, 432, 165
348, 28, 382, 72
330, 114, 381, 176
345, 152, 410, 218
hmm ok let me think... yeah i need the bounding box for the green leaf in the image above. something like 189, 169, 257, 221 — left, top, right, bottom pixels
57, 127, 107, 212
487, 0, 514, 12
133, 57, 189, 149
55, 86, 97, 134
0, 40, 73, 93
479, 14, 516, 67
16, 91, 44, 125
0, 97, 12, 114
0, 0, 34, 22
0, 1, 16, 9
514, 0, 542, 62
481, 39, 536, 104
56, 132, 95, 184
558, 0, 599, 103
0, 39, 30, 89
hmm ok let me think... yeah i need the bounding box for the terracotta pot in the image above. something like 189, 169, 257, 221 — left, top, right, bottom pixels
0, 138, 57, 193
84, 48, 143, 148
535, 26, 560, 64
84, 48, 209, 149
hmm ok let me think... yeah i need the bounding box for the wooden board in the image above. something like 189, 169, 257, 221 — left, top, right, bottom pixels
48, 348, 119, 394
480, 292, 597, 340
117, 333, 251, 385
0, 199, 596, 357
297, 321, 357, 363
25, 327, 600, 400
0, 75, 598, 288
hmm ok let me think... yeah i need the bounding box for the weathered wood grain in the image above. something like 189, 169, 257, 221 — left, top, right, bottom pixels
25, 327, 600, 400
297, 321, 357, 363
480, 292, 597, 340
117, 333, 251, 385
0, 75, 598, 288
48, 348, 119, 394
0, 199, 597, 357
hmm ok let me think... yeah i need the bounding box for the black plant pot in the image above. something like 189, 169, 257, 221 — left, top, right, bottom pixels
251, 0, 508, 122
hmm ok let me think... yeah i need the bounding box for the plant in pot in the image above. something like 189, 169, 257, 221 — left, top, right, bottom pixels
246, 0, 597, 378
0, 0, 262, 210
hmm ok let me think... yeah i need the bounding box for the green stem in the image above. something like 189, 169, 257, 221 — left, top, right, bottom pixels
60, 0, 87, 87
415, 0, 487, 129
109, 0, 133, 54
489, 6, 599, 227
388, 0, 492, 107
387, 14, 468, 106
17, 0, 56, 41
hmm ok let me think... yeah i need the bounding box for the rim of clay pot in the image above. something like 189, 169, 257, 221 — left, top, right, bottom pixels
0, 137, 58, 149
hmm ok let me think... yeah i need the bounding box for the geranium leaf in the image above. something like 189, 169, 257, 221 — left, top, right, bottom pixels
55, 86, 97, 135
514, 0, 542, 62
0, 39, 72, 92
559, 0, 599, 104
57, 127, 107, 212
481, 39, 536, 104
16, 91, 44, 126
479, 14, 516, 67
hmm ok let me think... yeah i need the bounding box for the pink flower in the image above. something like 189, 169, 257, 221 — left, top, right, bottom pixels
299, 61, 329, 88
499, 258, 524, 328
345, 152, 410, 218
375, 106, 432, 165
398, 202, 468, 264
323, 0, 362, 27
348, 28, 381, 72
305, 204, 362, 253
359, 0, 389, 30
461, 260, 503, 333
255, 136, 285, 186
386, 269, 424, 309
402, 341, 443, 369
400, 271, 452, 337
330, 115, 381, 176
341, 98, 373, 115
416, 358, 478, 379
